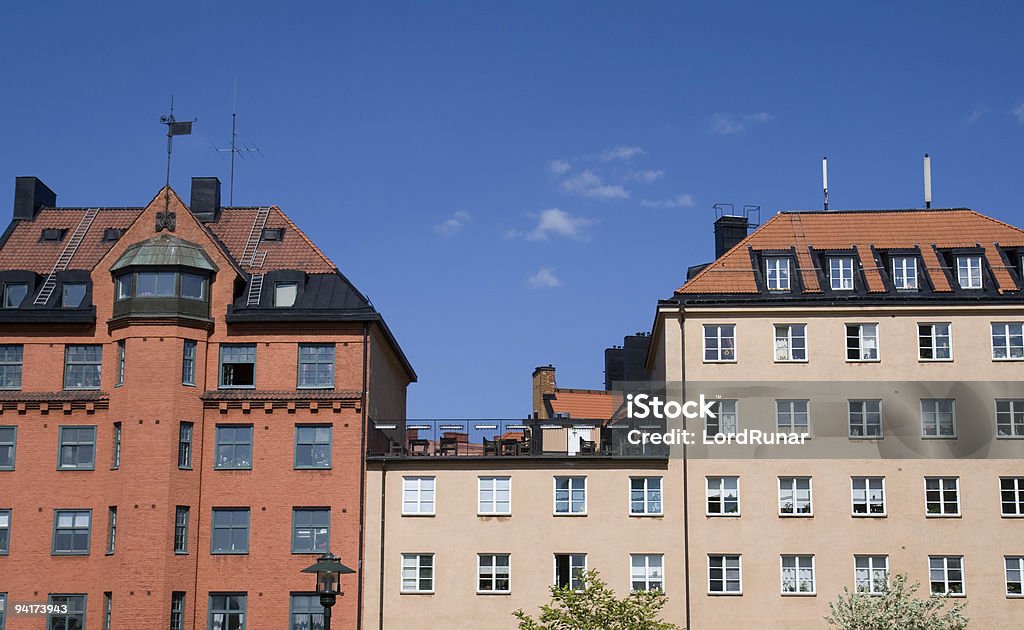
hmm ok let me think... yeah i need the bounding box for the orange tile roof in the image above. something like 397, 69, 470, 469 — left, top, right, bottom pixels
678, 209, 1024, 295
0, 208, 142, 274
547, 388, 619, 420
205, 207, 337, 273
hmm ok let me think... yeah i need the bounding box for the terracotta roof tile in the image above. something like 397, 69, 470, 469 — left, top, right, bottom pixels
547, 389, 619, 419
857, 247, 886, 292
205, 207, 336, 273
0, 208, 142, 274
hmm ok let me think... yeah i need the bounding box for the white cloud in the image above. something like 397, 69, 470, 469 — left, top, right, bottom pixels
433, 210, 472, 236
560, 170, 630, 200
966, 107, 987, 125
598, 145, 645, 162
709, 112, 774, 135
508, 208, 595, 241
630, 169, 664, 183
1012, 103, 1024, 125
641, 194, 696, 209
547, 159, 571, 175
528, 266, 562, 289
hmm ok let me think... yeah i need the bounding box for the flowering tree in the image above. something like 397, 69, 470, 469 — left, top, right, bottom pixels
513, 570, 681, 630
826, 573, 969, 630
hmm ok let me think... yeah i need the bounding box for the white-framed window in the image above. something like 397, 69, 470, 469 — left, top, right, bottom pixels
996, 400, 1024, 438
554, 554, 587, 590
848, 400, 882, 438
921, 399, 956, 438
401, 553, 434, 593
991, 323, 1024, 360
766, 257, 791, 291
477, 554, 511, 593
1006, 556, 1024, 597
706, 476, 740, 516
630, 554, 664, 592
776, 400, 809, 433
845, 323, 879, 361
892, 256, 919, 290
956, 255, 983, 289
852, 477, 886, 516
774, 324, 806, 362
855, 555, 889, 595
1000, 477, 1024, 516
830, 257, 855, 290
708, 555, 742, 594
630, 477, 663, 516
554, 476, 587, 515
478, 477, 511, 515
402, 477, 435, 516
779, 477, 812, 516
925, 477, 960, 516
929, 556, 965, 596
918, 323, 952, 361
781, 555, 815, 594
703, 324, 736, 362
705, 400, 737, 438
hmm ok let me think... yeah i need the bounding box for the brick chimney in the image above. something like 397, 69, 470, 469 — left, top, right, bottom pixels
190, 177, 221, 223
714, 214, 749, 258
532, 365, 556, 419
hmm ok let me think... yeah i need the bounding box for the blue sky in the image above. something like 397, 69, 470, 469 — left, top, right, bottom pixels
2, 2, 1023, 418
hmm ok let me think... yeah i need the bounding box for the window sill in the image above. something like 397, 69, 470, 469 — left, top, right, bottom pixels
925, 514, 961, 519
919, 358, 953, 363
706, 513, 741, 518
291, 550, 327, 555
703, 360, 737, 364
707, 591, 743, 596
779, 513, 813, 518
401, 513, 436, 517
182, 383, 197, 388
553, 512, 588, 517
477, 513, 512, 518
845, 359, 881, 363
475, 591, 511, 596
178, 466, 193, 471
52, 552, 90, 556
629, 513, 664, 518
996, 436, 1024, 440
849, 435, 884, 440
1001, 514, 1024, 519
781, 592, 816, 597
774, 359, 808, 364
400, 591, 435, 595
214, 467, 253, 471
297, 386, 335, 390
57, 467, 96, 472
174, 551, 189, 555
218, 386, 256, 390
852, 513, 887, 518
992, 358, 1024, 362
211, 551, 250, 555
921, 436, 958, 440
294, 466, 333, 471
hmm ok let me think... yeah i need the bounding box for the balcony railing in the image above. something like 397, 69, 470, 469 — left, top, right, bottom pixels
366, 418, 668, 459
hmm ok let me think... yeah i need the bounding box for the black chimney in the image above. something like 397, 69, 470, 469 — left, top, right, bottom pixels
190, 177, 221, 223
13, 176, 56, 220
714, 214, 749, 258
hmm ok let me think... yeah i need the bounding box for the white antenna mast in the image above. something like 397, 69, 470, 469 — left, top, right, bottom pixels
822, 157, 829, 211
923, 153, 932, 209
212, 79, 261, 207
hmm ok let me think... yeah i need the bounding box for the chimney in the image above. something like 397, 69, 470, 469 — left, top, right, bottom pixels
190, 177, 221, 222
532, 365, 556, 419
714, 214, 749, 258
13, 176, 56, 220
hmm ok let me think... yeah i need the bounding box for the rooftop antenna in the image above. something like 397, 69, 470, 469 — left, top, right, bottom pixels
213, 79, 262, 207
923, 153, 932, 209
822, 157, 829, 211
160, 95, 196, 211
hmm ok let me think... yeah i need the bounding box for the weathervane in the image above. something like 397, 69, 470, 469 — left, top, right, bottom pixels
212, 80, 261, 207
159, 96, 196, 226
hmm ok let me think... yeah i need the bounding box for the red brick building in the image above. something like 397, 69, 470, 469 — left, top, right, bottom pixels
0, 177, 414, 629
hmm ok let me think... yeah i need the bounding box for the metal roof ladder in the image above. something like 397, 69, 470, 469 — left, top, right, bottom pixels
34, 208, 99, 306
240, 206, 270, 266
247, 274, 264, 306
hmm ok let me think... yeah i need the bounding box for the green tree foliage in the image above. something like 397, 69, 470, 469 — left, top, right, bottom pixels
825, 573, 969, 630
513, 569, 681, 630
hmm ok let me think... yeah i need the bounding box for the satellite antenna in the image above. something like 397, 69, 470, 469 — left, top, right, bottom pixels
822, 157, 829, 211
160, 96, 196, 211
212, 80, 261, 207
923, 153, 932, 209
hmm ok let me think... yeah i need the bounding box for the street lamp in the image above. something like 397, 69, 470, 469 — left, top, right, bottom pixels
301, 551, 356, 630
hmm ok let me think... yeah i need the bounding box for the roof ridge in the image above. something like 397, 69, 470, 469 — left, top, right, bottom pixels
964, 209, 1024, 239
779, 208, 973, 215
271, 205, 338, 272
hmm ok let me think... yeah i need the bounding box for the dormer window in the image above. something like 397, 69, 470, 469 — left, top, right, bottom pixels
956, 255, 983, 289
829, 257, 855, 290
274, 282, 297, 307
765, 257, 791, 291
3, 283, 27, 308
261, 228, 284, 242
892, 256, 918, 290
102, 228, 124, 242
61, 283, 86, 308
41, 228, 66, 242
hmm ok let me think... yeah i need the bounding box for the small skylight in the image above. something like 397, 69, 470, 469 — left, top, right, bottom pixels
261, 228, 284, 242
41, 228, 66, 242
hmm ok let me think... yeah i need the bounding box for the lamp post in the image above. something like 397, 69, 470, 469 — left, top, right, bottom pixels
301, 551, 356, 630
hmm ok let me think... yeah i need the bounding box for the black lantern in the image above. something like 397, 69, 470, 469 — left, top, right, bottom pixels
302, 551, 356, 630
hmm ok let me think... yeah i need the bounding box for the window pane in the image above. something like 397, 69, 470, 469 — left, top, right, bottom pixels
181, 274, 204, 300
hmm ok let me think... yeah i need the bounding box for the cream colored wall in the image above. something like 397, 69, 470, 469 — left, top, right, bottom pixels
363, 459, 686, 630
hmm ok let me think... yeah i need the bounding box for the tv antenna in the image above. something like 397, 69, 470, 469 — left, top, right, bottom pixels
212, 80, 261, 207
160, 95, 196, 211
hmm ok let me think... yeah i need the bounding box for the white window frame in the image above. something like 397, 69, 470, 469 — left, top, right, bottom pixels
956, 255, 983, 289
855, 555, 889, 595
630, 554, 664, 592
830, 257, 855, 290
918, 323, 952, 361
553, 476, 587, 516
478, 476, 511, 516
924, 477, 961, 517
400, 553, 434, 594
991, 322, 1024, 360
851, 477, 886, 517
707, 554, 742, 595
765, 257, 791, 291
775, 400, 810, 434
780, 555, 816, 595
703, 324, 737, 362
848, 400, 883, 439
477, 553, 511, 594
629, 477, 663, 516
929, 556, 965, 597
706, 476, 740, 516
402, 476, 436, 516
778, 477, 812, 516
892, 256, 919, 290
1000, 477, 1024, 517
705, 400, 738, 438
996, 400, 1024, 438
553, 553, 588, 590
921, 399, 957, 438
774, 324, 807, 362
1006, 556, 1024, 597
845, 323, 879, 361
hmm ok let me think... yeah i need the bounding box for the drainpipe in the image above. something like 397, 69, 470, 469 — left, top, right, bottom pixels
679, 310, 691, 630
378, 461, 387, 630
356, 322, 370, 629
